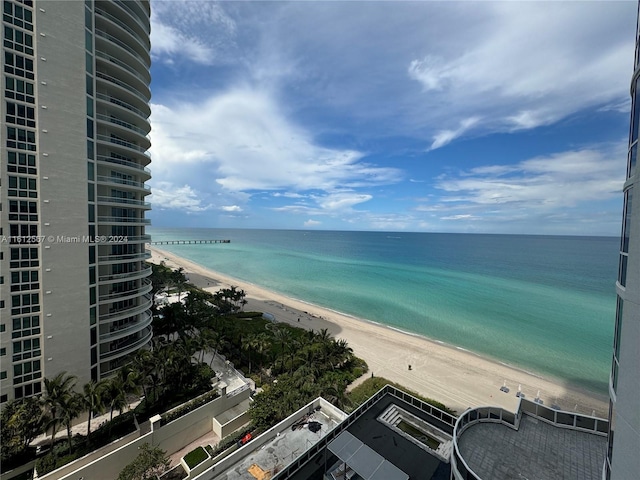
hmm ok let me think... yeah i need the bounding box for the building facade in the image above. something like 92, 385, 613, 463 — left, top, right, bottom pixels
0, 0, 152, 404
605, 2, 640, 478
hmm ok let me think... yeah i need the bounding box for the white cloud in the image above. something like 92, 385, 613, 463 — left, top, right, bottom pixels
221, 205, 242, 212
150, 182, 212, 213
431, 143, 626, 217
406, 2, 634, 143
151, 0, 237, 65
430, 117, 480, 150
149, 88, 402, 199
304, 219, 321, 227
150, 16, 214, 65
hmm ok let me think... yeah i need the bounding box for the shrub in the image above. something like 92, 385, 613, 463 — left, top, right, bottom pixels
210, 426, 255, 458
347, 377, 456, 415
183, 446, 208, 469
160, 389, 220, 426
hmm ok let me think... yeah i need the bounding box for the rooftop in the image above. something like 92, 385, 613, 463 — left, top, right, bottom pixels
281, 388, 456, 480
456, 410, 607, 480
195, 398, 346, 480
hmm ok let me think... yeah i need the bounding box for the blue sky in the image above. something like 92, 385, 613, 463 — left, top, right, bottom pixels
147, 1, 636, 235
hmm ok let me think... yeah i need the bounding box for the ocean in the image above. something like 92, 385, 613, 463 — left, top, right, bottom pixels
148, 228, 618, 395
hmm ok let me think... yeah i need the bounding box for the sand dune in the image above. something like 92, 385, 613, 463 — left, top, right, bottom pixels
149, 246, 609, 417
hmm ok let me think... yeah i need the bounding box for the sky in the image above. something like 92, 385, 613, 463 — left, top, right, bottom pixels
147, 0, 637, 235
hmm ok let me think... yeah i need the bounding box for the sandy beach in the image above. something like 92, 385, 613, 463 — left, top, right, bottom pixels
149, 245, 609, 417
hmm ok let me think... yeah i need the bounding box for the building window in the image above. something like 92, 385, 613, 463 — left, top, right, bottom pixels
4, 76, 35, 103
0, 348, 6, 356
13, 337, 41, 362
7, 150, 36, 175
8, 199, 37, 222
7, 175, 37, 198
12, 315, 40, 339
0, 395, 7, 404
13, 359, 41, 384
629, 142, 637, 179
10, 292, 39, 315
3, 25, 34, 55
4, 51, 34, 79
6, 126, 36, 151
9, 246, 38, 268
10, 270, 38, 292
2, 1, 34, 31
0, 371, 6, 380
621, 188, 633, 253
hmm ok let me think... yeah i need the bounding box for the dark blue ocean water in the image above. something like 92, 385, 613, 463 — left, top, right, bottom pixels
149, 228, 618, 394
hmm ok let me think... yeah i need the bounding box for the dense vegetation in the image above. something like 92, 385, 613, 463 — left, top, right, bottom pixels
2, 262, 368, 477
346, 377, 457, 415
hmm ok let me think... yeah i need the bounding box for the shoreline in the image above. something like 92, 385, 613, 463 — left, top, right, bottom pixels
148, 245, 609, 417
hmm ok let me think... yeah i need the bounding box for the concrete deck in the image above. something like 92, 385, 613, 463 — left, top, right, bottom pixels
457, 415, 607, 479
213, 409, 342, 479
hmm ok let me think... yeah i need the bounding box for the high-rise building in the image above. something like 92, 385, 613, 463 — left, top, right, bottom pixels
0, 0, 152, 405
605, 2, 640, 478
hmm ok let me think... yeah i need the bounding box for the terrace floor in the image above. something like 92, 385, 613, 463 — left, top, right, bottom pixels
457, 414, 607, 479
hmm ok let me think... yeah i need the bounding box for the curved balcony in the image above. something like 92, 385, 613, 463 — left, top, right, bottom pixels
96, 115, 150, 151
97, 216, 151, 226
97, 196, 150, 209
98, 280, 152, 303
111, 0, 150, 35
96, 154, 151, 176
96, 134, 150, 157
99, 310, 152, 342
95, 6, 150, 59
97, 250, 151, 262
100, 294, 152, 322
96, 54, 151, 102
99, 326, 152, 360
96, 49, 149, 89
95, 28, 150, 70
96, 71, 149, 105
94, 234, 151, 244
96, 175, 150, 193
96, 92, 150, 125
98, 264, 151, 283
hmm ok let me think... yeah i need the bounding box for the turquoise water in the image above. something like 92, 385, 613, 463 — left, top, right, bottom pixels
148, 228, 618, 394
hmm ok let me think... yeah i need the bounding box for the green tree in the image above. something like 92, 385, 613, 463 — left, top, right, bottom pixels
42, 372, 78, 447
83, 380, 107, 438
0, 397, 45, 460
118, 443, 170, 480
60, 391, 83, 452
105, 376, 128, 423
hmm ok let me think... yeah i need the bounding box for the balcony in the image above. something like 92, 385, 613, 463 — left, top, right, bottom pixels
97, 196, 151, 209
95, 6, 150, 58
96, 112, 149, 138
99, 326, 153, 360
95, 28, 150, 70
96, 92, 150, 123
97, 250, 151, 262
99, 294, 152, 321
96, 175, 150, 192
98, 264, 151, 282
96, 154, 150, 175
96, 71, 149, 105
99, 310, 152, 342
96, 134, 150, 157
98, 280, 152, 303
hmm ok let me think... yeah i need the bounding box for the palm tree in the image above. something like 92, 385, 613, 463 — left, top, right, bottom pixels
83, 380, 107, 438
60, 392, 83, 452
105, 376, 127, 423
42, 372, 77, 447
273, 326, 292, 373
